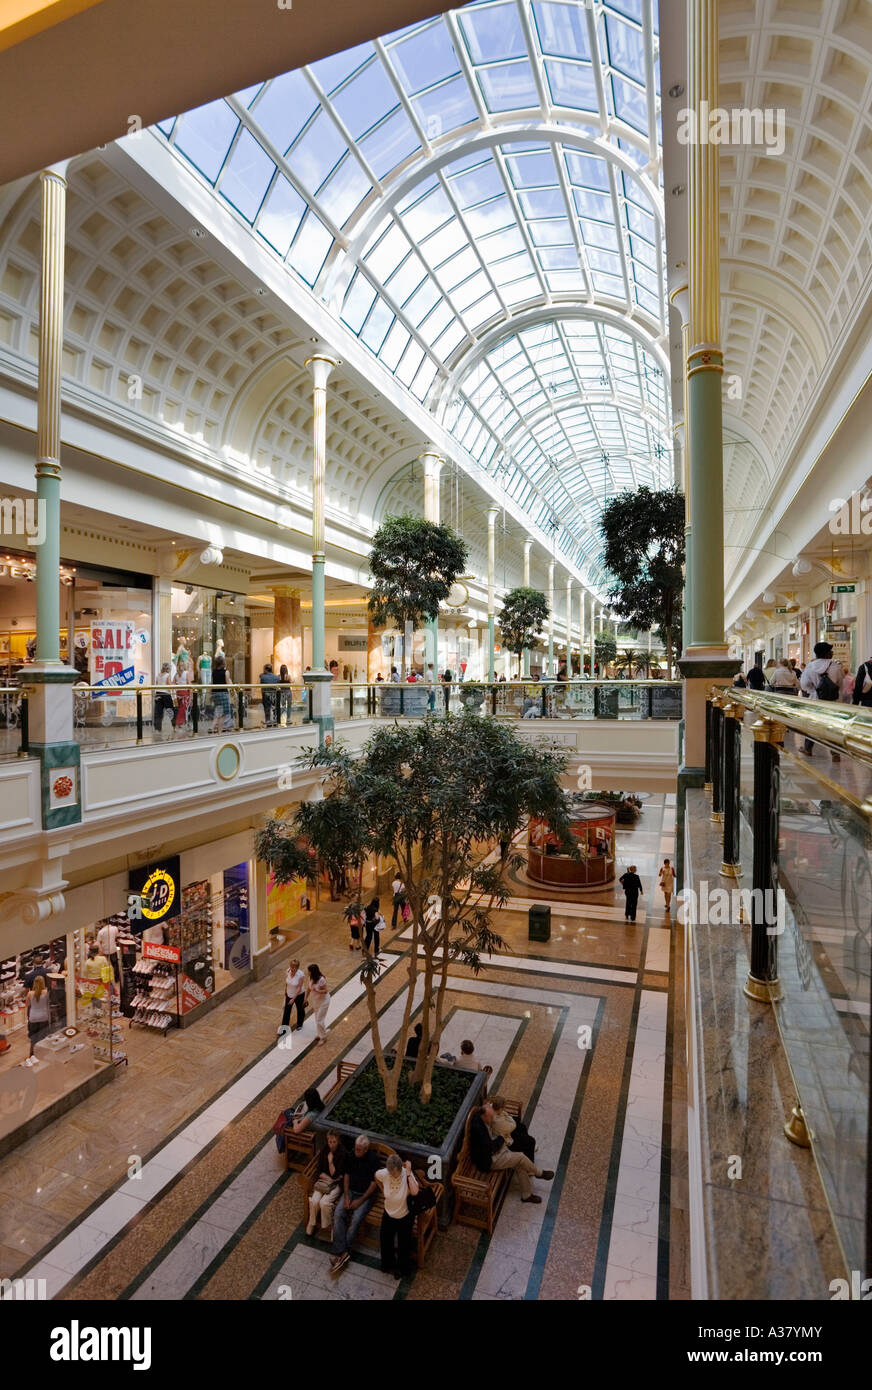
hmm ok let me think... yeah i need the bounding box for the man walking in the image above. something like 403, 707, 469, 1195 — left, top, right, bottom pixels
619, 865, 643, 922
799, 641, 845, 761
259, 662, 280, 726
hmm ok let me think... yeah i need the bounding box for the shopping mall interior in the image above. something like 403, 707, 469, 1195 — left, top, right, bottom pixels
0, 0, 869, 1332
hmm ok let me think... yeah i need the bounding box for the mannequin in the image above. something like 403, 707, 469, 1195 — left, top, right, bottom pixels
198, 648, 212, 686
214, 638, 225, 661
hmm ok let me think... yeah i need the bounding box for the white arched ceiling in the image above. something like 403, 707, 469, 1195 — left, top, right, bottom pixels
719, 0, 872, 583
149, 0, 671, 579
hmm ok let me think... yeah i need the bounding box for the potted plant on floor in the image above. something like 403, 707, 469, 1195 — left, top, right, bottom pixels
256, 714, 574, 1156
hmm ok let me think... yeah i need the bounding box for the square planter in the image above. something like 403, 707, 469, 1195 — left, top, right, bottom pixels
314, 1052, 487, 1214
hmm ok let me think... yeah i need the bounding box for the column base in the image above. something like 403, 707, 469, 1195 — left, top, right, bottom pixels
720, 861, 742, 878
783, 1103, 811, 1148
678, 647, 742, 769
303, 671, 335, 749
743, 972, 781, 1004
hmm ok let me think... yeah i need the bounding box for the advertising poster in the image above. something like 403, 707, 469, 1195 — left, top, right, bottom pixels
90, 619, 135, 683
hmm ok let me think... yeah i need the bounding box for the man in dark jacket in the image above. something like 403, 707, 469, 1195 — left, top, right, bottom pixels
468, 1103, 553, 1204
619, 866, 643, 922
746, 664, 766, 690
259, 663, 280, 725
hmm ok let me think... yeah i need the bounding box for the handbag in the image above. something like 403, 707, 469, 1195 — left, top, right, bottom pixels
313, 1174, 338, 1195
401, 902, 411, 923
408, 1184, 437, 1216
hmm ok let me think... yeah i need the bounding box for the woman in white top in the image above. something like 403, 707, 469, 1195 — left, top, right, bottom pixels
305, 963, 330, 1043
768, 658, 799, 692
279, 957, 306, 1034
375, 1153, 419, 1278
96, 920, 121, 982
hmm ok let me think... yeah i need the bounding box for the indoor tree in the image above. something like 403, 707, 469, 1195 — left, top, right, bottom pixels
594, 633, 617, 673
256, 714, 574, 1112
497, 586, 549, 677
367, 513, 467, 678
597, 486, 685, 678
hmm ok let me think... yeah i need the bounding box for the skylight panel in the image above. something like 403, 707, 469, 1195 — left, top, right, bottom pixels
605, 13, 645, 82
386, 251, 428, 306
287, 211, 334, 285
477, 61, 540, 114
481, 227, 527, 262
404, 279, 442, 327
440, 246, 481, 291
250, 72, 318, 157
290, 111, 349, 193
528, 219, 572, 246
503, 275, 542, 303
450, 161, 505, 207
611, 76, 648, 134
464, 197, 517, 238
380, 320, 411, 371
390, 21, 460, 94
365, 223, 412, 280
360, 109, 422, 180
174, 100, 239, 183
341, 273, 379, 333
331, 62, 399, 139
421, 218, 468, 268
506, 150, 556, 187
625, 201, 656, 240
401, 185, 455, 242
219, 129, 275, 221
572, 188, 613, 221
565, 152, 610, 190
459, 3, 527, 63
317, 155, 372, 227
309, 43, 373, 94
417, 298, 456, 346
411, 76, 479, 132
519, 188, 566, 218
534, 3, 591, 61
360, 297, 395, 351
433, 315, 467, 358
545, 61, 598, 112
256, 174, 306, 255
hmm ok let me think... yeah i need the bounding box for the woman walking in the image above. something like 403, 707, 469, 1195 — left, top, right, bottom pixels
364, 898, 385, 955
25, 975, 51, 1064
211, 653, 232, 733
306, 964, 331, 1044
279, 957, 306, 1034
658, 858, 675, 915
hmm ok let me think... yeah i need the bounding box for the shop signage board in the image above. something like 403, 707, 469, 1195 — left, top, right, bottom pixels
337, 635, 367, 651
180, 975, 208, 1013
129, 856, 181, 928
143, 941, 181, 963
90, 619, 135, 683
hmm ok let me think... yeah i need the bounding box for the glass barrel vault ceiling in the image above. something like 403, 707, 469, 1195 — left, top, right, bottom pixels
153, 0, 670, 585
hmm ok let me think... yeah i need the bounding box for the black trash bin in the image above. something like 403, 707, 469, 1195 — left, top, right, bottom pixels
528, 903, 551, 943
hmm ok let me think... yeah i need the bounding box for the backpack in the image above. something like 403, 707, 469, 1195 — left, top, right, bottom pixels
816, 662, 840, 701
861, 662, 872, 696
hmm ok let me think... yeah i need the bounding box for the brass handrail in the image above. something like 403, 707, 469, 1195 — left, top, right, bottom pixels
726, 687, 872, 767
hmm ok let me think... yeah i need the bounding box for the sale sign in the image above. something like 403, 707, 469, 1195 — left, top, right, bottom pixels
90, 620, 135, 684
180, 975, 208, 1013
143, 941, 181, 963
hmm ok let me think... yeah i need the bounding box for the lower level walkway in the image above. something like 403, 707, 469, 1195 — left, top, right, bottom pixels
2, 796, 684, 1301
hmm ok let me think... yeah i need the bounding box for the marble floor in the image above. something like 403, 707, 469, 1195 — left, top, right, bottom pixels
2, 796, 687, 1300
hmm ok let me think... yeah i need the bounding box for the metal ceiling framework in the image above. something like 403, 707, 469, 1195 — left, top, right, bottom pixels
152, 0, 671, 593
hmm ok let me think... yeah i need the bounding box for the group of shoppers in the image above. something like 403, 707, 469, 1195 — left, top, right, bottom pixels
737, 640, 872, 760
279, 960, 331, 1042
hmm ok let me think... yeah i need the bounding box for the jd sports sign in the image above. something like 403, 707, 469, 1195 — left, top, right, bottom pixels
129, 856, 181, 928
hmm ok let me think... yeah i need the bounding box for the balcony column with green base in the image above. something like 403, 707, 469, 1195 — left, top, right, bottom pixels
547, 559, 555, 678
305, 350, 339, 747
422, 449, 444, 677
675, 0, 740, 885
487, 506, 498, 683
522, 538, 533, 677
27, 165, 80, 830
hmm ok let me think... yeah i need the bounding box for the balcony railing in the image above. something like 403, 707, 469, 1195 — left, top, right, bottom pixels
702, 685, 871, 1278
0, 677, 684, 757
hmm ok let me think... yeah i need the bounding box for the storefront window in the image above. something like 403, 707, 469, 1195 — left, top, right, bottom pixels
172, 584, 250, 684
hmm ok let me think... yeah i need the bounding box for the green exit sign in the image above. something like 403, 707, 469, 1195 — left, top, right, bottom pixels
831, 584, 856, 594
774, 607, 788, 613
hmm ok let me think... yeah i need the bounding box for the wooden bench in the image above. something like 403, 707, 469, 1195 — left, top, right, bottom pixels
450, 1099, 523, 1233
282, 1061, 357, 1171
297, 1138, 443, 1268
